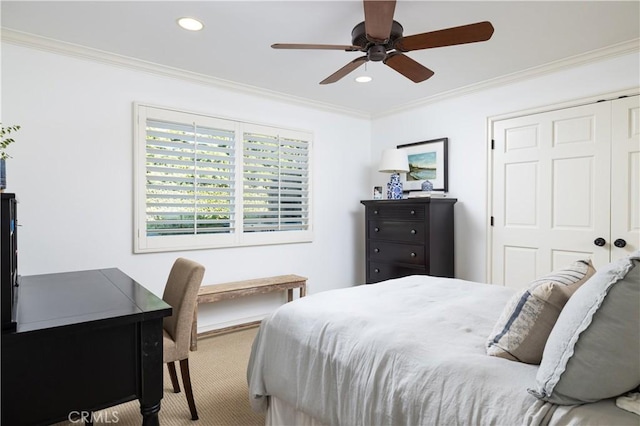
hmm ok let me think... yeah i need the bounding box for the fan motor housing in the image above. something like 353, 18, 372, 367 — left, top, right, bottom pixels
351, 20, 404, 51
367, 45, 387, 62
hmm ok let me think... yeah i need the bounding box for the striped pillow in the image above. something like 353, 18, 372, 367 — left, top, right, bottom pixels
486, 259, 596, 364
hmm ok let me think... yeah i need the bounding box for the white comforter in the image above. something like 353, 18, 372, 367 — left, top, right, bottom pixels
247, 275, 637, 426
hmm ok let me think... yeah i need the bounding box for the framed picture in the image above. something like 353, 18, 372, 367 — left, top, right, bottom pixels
373, 186, 383, 199
397, 137, 448, 192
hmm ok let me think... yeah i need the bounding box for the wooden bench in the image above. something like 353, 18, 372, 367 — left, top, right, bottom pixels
190, 274, 307, 350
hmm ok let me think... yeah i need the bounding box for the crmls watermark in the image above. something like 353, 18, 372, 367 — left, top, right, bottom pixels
68, 410, 120, 423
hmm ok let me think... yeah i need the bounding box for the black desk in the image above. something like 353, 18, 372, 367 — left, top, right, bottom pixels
1, 268, 172, 425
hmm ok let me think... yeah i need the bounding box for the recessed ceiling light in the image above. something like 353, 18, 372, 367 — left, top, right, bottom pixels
177, 17, 204, 31
355, 76, 372, 83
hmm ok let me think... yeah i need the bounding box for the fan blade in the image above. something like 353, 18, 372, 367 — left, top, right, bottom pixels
395, 21, 494, 52
272, 43, 361, 51
384, 53, 434, 83
320, 56, 368, 85
363, 0, 396, 42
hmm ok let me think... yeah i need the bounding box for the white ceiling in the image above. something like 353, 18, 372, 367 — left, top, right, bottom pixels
2, 1, 639, 116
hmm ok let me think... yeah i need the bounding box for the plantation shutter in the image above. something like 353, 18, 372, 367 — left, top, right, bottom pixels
243, 129, 310, 233
145, 119, 236, 237
135, 104, 312, 253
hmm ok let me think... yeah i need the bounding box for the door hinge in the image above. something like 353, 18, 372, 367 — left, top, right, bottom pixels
490, 216, 494, 226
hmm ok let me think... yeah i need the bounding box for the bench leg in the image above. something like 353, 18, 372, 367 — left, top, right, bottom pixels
190, 308, 198, 351
286, 285, 306, 302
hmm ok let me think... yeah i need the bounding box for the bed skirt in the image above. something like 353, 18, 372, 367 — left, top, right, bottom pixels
266, 397, 327, 426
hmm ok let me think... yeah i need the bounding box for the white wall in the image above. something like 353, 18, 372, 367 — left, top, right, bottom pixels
3, 42, 639, 331
371, 52, 640, 282
1, 43, 371, 332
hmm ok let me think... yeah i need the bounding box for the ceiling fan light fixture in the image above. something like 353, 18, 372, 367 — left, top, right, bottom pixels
355, 75, 373, 83
177, 17, 204, 31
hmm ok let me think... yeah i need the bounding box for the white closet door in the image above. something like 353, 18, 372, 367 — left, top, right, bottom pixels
491, 102, 611, 289
611, 95, 640, 258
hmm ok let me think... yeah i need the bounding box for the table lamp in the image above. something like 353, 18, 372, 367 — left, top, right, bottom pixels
379, 149, 409, 199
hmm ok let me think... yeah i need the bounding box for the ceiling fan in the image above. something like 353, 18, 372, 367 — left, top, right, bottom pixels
271, 0, 494, 85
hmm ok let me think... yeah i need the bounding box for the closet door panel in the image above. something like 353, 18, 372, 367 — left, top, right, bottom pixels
611, 96, 640, 258
491, 102, 611, 287
552, 156, 595, 228
493, 115, 550, 286
551, 249, 595, 271
546, 105, 611, 272
503, 246, 538, 289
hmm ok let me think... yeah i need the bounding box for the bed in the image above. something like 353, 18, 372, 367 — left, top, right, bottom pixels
247, 256, 640, 426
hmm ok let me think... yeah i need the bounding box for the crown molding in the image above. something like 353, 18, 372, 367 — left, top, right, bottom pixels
1, 29, 371, 119
373, 38, 640, 118
2, 29, 638, 120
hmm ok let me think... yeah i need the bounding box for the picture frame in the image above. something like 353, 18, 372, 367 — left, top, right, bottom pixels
397, 137, 448, 192
373, 186, 383, 200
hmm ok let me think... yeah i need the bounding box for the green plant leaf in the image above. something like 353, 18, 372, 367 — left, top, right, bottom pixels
0, 123, 21, 160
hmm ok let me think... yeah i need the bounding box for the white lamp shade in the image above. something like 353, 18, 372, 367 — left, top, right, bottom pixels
378, 149, 409, 173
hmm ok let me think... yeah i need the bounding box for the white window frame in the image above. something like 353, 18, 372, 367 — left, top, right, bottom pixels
133, 103, 313, 253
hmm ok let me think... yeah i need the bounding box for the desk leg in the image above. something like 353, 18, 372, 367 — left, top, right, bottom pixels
141, 403, 161, 426
300, 284, 306, 298
139, 318, 164, 426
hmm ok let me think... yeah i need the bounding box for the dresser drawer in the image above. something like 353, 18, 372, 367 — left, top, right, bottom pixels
368, 220, 426, 243
367, 204, 425, 220
369, 241, 425, 265
367, 262, 425, 283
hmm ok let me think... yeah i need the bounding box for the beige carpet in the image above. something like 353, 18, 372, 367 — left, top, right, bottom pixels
55, 327, 265, 426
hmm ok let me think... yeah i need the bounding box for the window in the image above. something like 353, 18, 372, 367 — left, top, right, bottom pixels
134, 104, 312, 253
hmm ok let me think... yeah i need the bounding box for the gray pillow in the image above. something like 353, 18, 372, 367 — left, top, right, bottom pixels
486, 259, 595, 364
529, 251, 640, 405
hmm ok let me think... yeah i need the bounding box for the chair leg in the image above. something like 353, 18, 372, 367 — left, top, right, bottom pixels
167, 361, 181, 393
179, 358, 199, 420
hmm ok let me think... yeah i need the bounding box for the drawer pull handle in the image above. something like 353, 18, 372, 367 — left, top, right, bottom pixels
410, 252, 416, 257
374, 210, 379, 215
374, 268, 380, 273
410, 210, 415, 215
375, 227, 380, 232
374, 248, 380, 253
410, 229, 417, 234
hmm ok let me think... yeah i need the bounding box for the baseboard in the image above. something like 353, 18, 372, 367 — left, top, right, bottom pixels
197, 314, 267, 337
197, 321, 262, 340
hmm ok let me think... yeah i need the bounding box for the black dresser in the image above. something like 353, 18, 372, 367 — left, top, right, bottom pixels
361, 198, 456, 283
